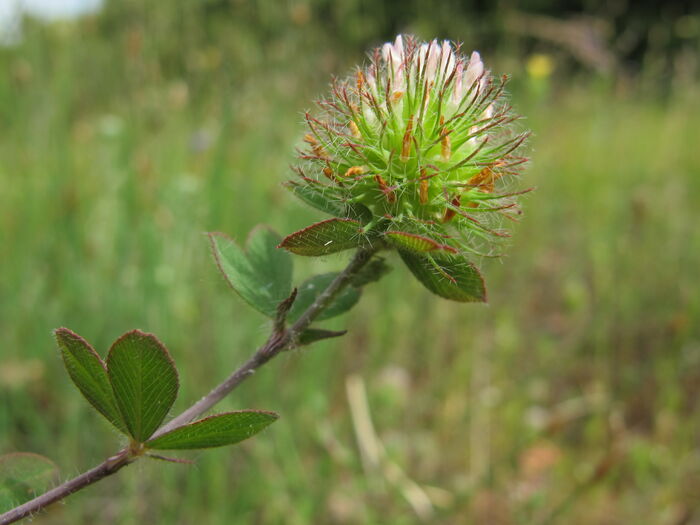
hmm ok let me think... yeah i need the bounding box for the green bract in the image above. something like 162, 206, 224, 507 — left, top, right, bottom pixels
284, 35, 530, 302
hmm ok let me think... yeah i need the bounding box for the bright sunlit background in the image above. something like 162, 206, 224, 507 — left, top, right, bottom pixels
1, 1, 699, 523
0, 0, 102, 43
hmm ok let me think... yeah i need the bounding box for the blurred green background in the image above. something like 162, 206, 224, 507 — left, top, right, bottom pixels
1, 0, 699, 523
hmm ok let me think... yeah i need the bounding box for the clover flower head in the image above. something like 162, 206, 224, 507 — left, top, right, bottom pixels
283, 35, 531, 302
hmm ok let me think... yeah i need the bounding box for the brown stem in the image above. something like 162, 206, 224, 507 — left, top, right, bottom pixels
0, 246, 378, 525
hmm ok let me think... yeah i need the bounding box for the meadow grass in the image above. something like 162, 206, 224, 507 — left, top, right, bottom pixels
1, 14, 699, 524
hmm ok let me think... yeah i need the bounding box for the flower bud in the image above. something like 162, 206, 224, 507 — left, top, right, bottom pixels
288, 34, 530, 269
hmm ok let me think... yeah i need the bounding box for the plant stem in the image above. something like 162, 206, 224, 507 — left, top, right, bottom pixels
0, 246, 378, 525
155, 246, 376, 436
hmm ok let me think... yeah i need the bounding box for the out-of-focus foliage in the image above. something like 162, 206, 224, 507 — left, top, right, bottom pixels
0, 1, 698, 523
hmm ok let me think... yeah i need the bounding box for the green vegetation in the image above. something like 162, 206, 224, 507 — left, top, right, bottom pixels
1, 3, 699, 523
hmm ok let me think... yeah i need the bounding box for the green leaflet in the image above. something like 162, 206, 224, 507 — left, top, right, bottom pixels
284, 182, 373, 223
279, 218, 363, 256
385, 231, 458, 254
145, 411, 278, 450
107, 330, 179, 442
284, 180, 348, 217
55, 328, 128, 434
209, 227, 292, 318
399, 250, 487, 303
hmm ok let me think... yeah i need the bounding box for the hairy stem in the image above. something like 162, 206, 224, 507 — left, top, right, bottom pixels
0, 246, 378, 525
